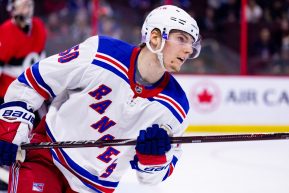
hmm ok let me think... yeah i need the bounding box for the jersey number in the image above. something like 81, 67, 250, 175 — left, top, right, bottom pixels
58, 45, 79, 63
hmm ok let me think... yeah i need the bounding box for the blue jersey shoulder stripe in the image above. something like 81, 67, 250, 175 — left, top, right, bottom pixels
31, 62, 56, 97
45, 124, 119, 189
148, 97, 184, 123
91, 59, 129, 83
97, 36, 135, 69
161, 75, 189, 114
18, 62, 56, 98
18, 72, 30, 87
148, 75, 189, 123
18, 65, 51, 99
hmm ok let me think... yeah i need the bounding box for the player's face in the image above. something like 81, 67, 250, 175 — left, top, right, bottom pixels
162, 31, 194, 72
12, 0, 34, 26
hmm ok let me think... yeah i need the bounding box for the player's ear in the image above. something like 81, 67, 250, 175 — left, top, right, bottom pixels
149, 29, 162, 49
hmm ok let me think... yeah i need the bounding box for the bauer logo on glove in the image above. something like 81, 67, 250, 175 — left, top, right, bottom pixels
2, 109, 34, 124
0, 101, 35, 128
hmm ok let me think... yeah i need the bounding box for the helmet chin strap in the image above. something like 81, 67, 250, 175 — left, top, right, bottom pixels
145, 38, 167, 71
156, 52, 166, 71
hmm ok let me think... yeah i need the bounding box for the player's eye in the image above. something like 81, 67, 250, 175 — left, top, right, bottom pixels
177, 36, 186, 43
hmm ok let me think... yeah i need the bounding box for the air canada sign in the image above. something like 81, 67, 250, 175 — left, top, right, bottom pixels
190, 80, 289, 113
262, 89, 289, 106
175, 75, 289, 126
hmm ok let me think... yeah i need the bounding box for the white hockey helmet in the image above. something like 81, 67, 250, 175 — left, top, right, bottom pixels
141, 5, 201, 61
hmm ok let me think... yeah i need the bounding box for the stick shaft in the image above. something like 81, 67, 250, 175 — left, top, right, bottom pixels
20, 133, 289, 150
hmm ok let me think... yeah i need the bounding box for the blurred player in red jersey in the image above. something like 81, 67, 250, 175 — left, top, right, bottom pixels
0, 0, 46, 191
0, 0, 46, 104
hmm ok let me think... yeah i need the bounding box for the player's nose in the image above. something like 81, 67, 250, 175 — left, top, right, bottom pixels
183, 44, 193, 56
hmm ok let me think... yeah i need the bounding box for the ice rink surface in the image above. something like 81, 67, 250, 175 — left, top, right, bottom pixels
116, 139, 289, 193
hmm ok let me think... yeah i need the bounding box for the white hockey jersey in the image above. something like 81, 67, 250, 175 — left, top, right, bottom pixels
5, 36, 191, 193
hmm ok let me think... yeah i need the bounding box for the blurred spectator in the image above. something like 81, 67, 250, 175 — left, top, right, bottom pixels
129, 0, 151, 10
67, 0, 90, 12
0, 0, 10, 23
280, 19, 289, 46
173, 0, 191, 8
276, 18, 289, 48
99, 16, 122, 39
98, 0, 114, 17
70, 8, 91, 43
252, 27, 277, 59
246, 0, 263, 23
45, 12, 72, 55
124, 25, 142, 45
269, 0, 284, 22
45, 12, 61, 39
272, 19, 289, 74
43, 0, 66, 15
202, 6, 217, 30
207, 0, 222, 9
249, 27, 278, 74
217, 0, 240, 23
272, 39, 289, 74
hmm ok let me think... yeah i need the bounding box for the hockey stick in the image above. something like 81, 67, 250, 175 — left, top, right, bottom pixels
20, 132, 289, 150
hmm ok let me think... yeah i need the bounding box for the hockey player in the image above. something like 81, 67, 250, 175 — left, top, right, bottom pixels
0, 5, 201, 193
0, 0, 46, 104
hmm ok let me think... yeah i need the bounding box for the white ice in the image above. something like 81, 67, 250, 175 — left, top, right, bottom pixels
116, 138, 289, 193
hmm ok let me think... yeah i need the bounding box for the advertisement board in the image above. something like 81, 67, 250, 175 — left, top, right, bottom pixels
175, 75, 289, 132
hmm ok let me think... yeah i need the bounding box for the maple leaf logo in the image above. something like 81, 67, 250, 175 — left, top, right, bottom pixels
191, 81, 221, 113
197, 89, 213, 103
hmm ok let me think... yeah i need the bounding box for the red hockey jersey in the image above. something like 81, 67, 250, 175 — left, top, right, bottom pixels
0, 17, 46, 97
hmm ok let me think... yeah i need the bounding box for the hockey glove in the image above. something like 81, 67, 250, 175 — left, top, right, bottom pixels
135, 124, 171, 165
0, 101, 35, 166
0, 140, 18, 166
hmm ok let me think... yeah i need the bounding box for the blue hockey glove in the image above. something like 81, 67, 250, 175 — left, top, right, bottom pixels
135, 124, 171, 165
0, 140, 18, 166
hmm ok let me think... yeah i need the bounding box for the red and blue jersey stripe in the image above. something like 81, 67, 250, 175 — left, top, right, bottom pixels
149, 76, 189, 123
151, 93, 188, 123
45, 124, 118, 193
92, 52, 129, 83
18, 62, 56, 100
91, 36, 135, 84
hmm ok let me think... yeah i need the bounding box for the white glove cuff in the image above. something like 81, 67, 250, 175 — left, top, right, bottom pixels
12, 123, 31, 145
0, 105, 35, 129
